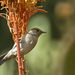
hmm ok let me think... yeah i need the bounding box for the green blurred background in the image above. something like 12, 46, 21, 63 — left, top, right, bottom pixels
0, 0, 75, 75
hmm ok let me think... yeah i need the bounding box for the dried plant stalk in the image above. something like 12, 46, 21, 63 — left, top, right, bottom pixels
0, 0, 46, 75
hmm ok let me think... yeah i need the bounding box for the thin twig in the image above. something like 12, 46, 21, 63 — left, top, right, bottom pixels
13, 13, 22, 75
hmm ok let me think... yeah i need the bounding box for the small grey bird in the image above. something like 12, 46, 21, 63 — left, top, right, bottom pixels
0, 28, 46, 65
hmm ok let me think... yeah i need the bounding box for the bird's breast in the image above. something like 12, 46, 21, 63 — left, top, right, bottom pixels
21, 34, 38, 55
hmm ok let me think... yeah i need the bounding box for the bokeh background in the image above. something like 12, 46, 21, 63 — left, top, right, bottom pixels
0, 0, 75, 75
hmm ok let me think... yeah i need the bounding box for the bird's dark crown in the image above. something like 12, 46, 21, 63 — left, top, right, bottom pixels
31, 28, 42, 32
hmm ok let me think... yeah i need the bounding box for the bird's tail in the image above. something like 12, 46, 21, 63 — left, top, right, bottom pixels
0, 53, 7, 66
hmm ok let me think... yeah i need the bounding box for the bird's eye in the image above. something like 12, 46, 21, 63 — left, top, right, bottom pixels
37, 30, 39, 32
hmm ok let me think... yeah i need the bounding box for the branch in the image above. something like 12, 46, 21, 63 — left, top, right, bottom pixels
13, 13, 22, 75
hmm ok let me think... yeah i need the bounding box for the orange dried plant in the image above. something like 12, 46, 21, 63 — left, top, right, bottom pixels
0, 0, 47, 42
0, 0, 46, 75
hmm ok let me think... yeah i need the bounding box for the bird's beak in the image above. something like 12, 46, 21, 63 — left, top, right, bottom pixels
41, 31, 46, 33
38, 31, 46, 37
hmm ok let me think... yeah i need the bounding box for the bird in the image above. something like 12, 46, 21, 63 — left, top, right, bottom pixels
0, 28, 46, 65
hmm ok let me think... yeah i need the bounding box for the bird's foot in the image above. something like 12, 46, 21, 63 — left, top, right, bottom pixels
15, 56, 22, 62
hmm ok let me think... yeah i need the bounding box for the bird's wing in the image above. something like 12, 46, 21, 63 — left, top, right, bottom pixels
2, 34, 27, 60
12, 43, 17, 49
20, 34, 26, 43
12, 34, 26, 49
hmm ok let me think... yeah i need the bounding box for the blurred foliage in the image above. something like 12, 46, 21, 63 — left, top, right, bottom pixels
0, 0, 75, 75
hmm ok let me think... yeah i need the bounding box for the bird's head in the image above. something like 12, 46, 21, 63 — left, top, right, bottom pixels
28, 28, 46, 37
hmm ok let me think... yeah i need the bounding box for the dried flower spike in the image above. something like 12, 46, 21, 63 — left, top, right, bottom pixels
0, 0, 47, 42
